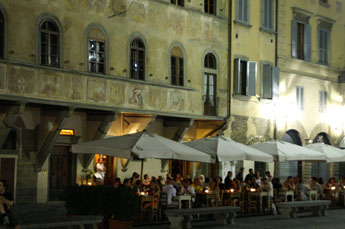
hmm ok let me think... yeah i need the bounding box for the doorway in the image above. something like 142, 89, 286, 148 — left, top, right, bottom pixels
0, 157, 16, 195
49, 146, 73, 201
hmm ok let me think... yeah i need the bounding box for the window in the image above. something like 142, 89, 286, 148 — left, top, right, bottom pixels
237, 0, 249, 23
171, 46, 184, 86
318, 29, 330, 65
296, 86, 304, 111
319, 91, 327, 113
130, 38, 145, 80
88, 29, 105, 74
204, 53, 217, 116
40, 20, 59, 67
291, 20, 311, 61
171, 0, 184, 7
261, 63, 280, 100
234, 58, 257, 96
261, 0, 273, 30
319, 0, 329, 6
205, 0, 217, 15
0, 10, 4, 59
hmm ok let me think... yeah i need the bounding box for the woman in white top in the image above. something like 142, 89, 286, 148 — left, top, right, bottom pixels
94, 158, 106, 183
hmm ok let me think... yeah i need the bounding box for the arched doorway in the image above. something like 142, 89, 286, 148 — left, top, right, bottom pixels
311, 132, 330, 181
279, 130, 302, 180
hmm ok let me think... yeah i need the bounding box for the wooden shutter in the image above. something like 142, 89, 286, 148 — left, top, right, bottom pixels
304, 24, 312, 61
244, 0, 248, 22
324, 30, 329, 64
268, 0, 273, 29
247, 61, 257, 96
319, 29, 324, 64
262, 63, 272, 99
272, 66, 280, 100
291, 20, 298, 58
234, 58, 241, 94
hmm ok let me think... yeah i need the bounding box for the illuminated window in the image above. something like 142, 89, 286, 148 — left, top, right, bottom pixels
88, 29, 105, 74
60, 129, 76, 136
204, 53, 217, 116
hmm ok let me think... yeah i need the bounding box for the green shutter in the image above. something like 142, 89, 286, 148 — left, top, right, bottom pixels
272, 66, 280, 100
234, 59, 241, 94
247, 61, 257, 96
304, 24, 312, 61
262, 63, 272, 99
291, 20, 298, 58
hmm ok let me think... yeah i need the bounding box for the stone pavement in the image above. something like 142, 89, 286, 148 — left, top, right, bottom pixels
134, 209, 345, 229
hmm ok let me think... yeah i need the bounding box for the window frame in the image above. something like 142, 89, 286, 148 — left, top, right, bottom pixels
130, 38, 146, 81
203, 53, 218, 116
234, 58, 257, 97
261, 0, 274, 30
291, 19, 311, 61
204, 0, 217, 15
318, 28, 330, 65
171, 0, 184, 7
88, 38, 105, 74
237, 0, 250, 23
39, 20, 60, 67
36, 13, 63, 68
0, 6, 7, 60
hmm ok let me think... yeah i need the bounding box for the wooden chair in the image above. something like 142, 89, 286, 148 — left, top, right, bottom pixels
140, 195, 155, 221
152, 193, 160, 221
159, 192, 176, 220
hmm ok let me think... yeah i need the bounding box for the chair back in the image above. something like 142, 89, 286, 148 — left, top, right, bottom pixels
160, 192, 168, 207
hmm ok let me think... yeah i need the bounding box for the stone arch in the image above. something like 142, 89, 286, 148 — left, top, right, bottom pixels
276, 120, 308, 145
309, 122, 333, 145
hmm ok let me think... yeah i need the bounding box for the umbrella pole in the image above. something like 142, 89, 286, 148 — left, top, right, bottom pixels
140, 159, 144, 181
317, 162, 320, 178
274, 160, 278, 178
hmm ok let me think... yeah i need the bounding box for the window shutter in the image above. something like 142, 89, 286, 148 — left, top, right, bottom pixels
237, 0, 242, 21
319, 91, 323, 113
244, 0, 248, 22
261, 0, 266, 28
304, 24, 312, 61
300, 87, 304, 111
291, 20, 298, 58
324, 30, 329, 65
247, 61, 257, 96
319, 29, 324, 64
296, 87, 300, 110
262, 63, 272, 99
268, 0, 273, 29
272, 66, 280, 100
234, 59, 241, 94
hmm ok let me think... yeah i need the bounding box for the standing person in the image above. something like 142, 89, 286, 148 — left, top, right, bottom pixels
94, 158, 106, 184
236, 167, 244, 181
244, 168, 254, 183
0, 180, 20, 228
224, 171, 233, 189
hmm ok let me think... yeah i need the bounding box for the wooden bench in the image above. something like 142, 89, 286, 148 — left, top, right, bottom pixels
276, 200, 331, 219
165, 206, 240, 229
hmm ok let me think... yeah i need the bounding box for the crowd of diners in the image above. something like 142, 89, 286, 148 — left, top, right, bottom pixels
112, 168, 345, 210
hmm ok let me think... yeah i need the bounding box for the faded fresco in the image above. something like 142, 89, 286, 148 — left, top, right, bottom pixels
129, 87, 143, 107
170, 91, 185, 111
110, 82, 126, 105
87, 79, 106, 102
148, 88, 167, 110
39, 71, 62, 97
8, 67, 35, 94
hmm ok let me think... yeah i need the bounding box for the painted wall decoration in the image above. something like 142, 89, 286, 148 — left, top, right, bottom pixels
87, 79, 106, 102
170, 91, 185, 111
8, 67, 34, 94
129, 87, 143, 106
110, 82, 126, 105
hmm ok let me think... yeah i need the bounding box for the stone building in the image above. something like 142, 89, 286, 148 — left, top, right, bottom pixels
0, 0, 230, 203
0, 0, 344, 205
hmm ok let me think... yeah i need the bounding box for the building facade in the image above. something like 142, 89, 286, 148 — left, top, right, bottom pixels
0, 0, 344, 204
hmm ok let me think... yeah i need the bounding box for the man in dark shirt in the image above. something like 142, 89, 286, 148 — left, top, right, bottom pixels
0, 179, 20, 228
244, 168, 254, 183
235, 167, 244, 181
224, 171, 233, 189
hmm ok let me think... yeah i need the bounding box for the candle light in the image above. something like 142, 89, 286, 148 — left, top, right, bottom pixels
87, 182, 92, 186
250, 188, 256, 192
331, 186, 336, 190
230, 189, 234, 193
205, 189, 209, 193
140, 192, 145, 196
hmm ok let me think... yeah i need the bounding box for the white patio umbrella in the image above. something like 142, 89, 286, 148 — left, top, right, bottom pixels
305, 143, 345, 163
250, 140, 327, 162
183, 136, 273, 162
71, 131, 214, 163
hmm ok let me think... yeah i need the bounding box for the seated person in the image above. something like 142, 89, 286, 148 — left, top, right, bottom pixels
207, 178, 220, 207
224, 171, 233, 189
282, 176, 296, 192
0, 179, 20, 228
259, 178, 273, 199
142, 174, 151, 187
123, 178, 132, 189
309, 177, 324, 199
175, 174, 183, 184
244, 178, 257, 192
231, 178, 241, 192
216, 176, 225, 190
180, 180, 195, 196
327, 177, 338, 189
192, 178, 203, 193
254, 171, 262, 186
162, 178, 178, 206
293, 176, 308, 201
339, 176, 345, 189
113, 177, 121, 188
149, 180, 161, 196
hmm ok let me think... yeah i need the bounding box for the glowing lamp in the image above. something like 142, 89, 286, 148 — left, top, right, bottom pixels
205, 189, 209, 193
331, 186, 336, 190
230, 189, 234, 193
250, 188, 256, 192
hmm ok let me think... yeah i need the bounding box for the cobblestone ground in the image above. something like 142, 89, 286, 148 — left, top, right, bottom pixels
134, 209, 345, 229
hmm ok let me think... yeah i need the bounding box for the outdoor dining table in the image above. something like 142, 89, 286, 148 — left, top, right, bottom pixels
175, 195, 192, 209
196, 192, 218, 207
248, 191, 270, 213
339, 189, 345, 206
278, 190, 294, 202
223, 191, 242, 206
